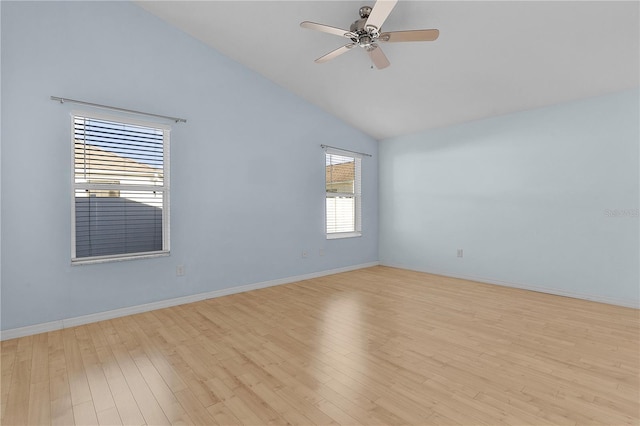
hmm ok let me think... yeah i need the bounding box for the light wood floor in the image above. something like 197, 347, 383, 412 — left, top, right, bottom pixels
1, 266, 638, 425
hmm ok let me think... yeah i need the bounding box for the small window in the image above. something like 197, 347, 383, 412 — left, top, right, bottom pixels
325, 149, 361, 239
72, 114, 170, 263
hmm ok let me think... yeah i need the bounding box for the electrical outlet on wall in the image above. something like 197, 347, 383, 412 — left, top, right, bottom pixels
176, 265, 185, 276
457, 249, 463, 258
302, 250, 308, 258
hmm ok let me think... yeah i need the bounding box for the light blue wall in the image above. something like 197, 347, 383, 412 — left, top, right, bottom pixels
379, 89, 639, 306
0, 1, 378, 331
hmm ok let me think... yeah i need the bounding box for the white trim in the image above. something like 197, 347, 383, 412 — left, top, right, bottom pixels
163, 128, 171, 253
70, 111, 171, 263
380, 262, 640, 309
326, 232, 362, 240
0, 261, 379, 341
326, 192, 355, 198
72, 251, 170, 266
324, 146, 363, 159
70, 109, 172, 131
325, 153, 362, 236
354, 157, 362, 233
72, 183, 166, 192
70, 113, 77, 260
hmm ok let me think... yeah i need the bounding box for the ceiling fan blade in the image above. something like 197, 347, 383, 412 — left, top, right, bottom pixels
379, 29, 440, 42
300, 21, 355, 39
365, 0, 398, 32
368, 45, 390, 69
315, 43, 356, 63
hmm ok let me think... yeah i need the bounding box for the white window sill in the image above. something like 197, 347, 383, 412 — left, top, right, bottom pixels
72, 251, 170, 266
326, 232, 362, 240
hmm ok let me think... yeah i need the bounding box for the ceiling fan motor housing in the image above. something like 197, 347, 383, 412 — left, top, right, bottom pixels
350, 6, 380, 48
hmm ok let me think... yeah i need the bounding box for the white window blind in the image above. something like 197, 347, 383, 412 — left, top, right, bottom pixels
72, 114, 170, 262
326, 150, 361, 237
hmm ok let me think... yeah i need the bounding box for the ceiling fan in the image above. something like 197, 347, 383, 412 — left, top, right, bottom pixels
300, 0, 439, 69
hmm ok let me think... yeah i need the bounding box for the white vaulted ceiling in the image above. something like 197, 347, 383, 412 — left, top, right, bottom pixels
137, 1, 639, 140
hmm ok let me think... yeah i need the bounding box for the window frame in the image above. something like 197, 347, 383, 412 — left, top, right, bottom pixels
70, 111, 171, 265
325, 147, 362, 240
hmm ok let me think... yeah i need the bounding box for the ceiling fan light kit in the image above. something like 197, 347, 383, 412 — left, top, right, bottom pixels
300, 0, 439, 69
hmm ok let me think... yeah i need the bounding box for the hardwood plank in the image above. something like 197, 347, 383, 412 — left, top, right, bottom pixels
274, 386, 339, 425
62, 328, 93, 407
72, 399, 99, 426
0, 339, 18, 422
2, 336, 33, 425
130, 346, 194, 424
27, 381, 50, 425
96, 406, 123, 426
219, 394, 268, 425
48, 330, 75, 426
207, 401, 242, 425
74, 326, 121, 424
27, 335, 51, 426
235, 372, 314, 425
99, 320, 171, 426
114, 314, 194, 424
1, 266, 638, 425
314, 397, 361, 425
85, 322, 145, 426
172, 388, 218, 425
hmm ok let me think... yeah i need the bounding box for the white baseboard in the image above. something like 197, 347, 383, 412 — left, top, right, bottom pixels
0, 261, 379, 341
381, 263, 640, 309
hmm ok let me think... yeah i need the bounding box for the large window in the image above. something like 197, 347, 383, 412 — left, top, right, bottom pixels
72, 114, 170, 263
325, 149, 361, 238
